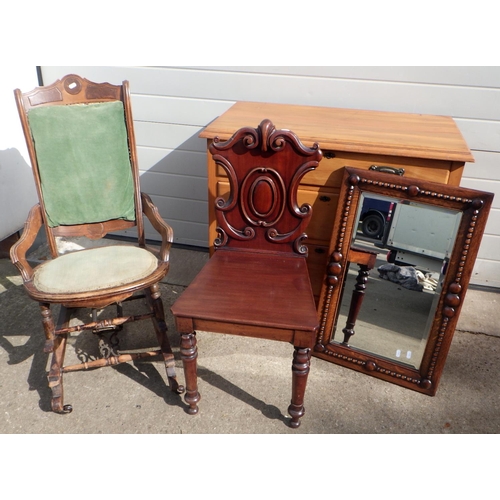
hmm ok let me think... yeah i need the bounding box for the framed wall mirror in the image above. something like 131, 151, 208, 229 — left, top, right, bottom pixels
314, 167, 494, 395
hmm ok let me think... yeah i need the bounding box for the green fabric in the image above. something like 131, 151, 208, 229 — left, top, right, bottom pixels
28, 101, 136, 227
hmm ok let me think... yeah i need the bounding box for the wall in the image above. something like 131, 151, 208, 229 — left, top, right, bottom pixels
38, 66, 500, 287
0, 66, 40, 241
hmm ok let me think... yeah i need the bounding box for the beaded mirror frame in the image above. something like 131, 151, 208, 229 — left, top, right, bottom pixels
314, 167, 494, 395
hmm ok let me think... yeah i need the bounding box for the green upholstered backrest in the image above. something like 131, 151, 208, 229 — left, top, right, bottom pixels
27, 101, 136, 227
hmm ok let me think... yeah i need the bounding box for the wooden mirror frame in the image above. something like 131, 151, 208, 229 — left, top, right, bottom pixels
314, 167, 494, 395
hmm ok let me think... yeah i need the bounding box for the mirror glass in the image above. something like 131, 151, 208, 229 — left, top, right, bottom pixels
330, 192, 462, 369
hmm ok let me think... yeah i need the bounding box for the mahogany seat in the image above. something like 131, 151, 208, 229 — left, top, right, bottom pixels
173, 250, 319, 335
171, 119, 322, 428
11, 74, 184, 414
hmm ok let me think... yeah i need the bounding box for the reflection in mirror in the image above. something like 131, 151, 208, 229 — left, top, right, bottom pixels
332, 193, 461, 369
315, 167, 494, 395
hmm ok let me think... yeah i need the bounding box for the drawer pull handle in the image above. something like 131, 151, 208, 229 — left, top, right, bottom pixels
324, 152, 336, 159
370, 165, 405, 176
319, 195, 331, 202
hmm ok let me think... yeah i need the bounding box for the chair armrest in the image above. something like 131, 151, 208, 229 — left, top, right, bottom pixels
10, 204, 44, 282
141, 192, 173, 263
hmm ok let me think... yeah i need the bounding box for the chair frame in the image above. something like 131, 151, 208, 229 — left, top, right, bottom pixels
171, 119, 322, 428
11, 74, 184, 413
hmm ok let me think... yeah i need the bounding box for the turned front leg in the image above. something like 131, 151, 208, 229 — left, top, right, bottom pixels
342, 264, 370, 344
48, 334, 72, 414
180, 333, 200, 415
288, 347, 311, 429
148, 284, 184, 395
40, 303, 55, 353
48, 306, 73, 414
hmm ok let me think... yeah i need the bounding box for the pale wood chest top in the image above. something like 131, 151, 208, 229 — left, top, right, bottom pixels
200, 101, 474, 163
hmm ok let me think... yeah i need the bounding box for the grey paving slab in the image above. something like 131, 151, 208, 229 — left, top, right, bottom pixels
1, 244, 499, 434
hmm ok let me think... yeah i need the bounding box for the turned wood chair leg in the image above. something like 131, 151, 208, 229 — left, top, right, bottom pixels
288, 346, 311, 428
40, 303, 55, 353
48, 306, 73, 414
179, 332, 200, 415
342, 263, 370, 345
147, 284, 184, 394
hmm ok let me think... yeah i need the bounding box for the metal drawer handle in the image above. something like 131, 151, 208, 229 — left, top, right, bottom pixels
369, 165, 405, 176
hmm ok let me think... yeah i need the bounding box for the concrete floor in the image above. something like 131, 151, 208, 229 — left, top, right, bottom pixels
0, 240, 499, 434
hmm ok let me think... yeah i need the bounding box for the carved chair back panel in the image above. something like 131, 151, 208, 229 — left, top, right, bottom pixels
209, 119, 323, 255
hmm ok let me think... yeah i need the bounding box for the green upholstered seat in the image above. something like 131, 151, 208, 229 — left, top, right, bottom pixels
33, 245, 158, 294
28, 101, 136, 227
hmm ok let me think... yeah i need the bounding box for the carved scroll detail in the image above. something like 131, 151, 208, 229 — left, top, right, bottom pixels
211, 119, 321, 158
211, 120, 322, 252
213, 155, 238, 212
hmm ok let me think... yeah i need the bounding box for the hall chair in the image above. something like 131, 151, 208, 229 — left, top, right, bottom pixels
11, 74, 184, 414
171, 119, 322, 428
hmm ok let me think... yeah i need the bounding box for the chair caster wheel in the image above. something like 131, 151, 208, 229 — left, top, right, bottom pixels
52, 397, 73, 414
54, 404, 73, 414
60, 404, 73, 414
168, 378, 185, 395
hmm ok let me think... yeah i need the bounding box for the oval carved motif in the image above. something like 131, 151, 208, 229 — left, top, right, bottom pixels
250, 177, 276, 217
240, 168, 285, 227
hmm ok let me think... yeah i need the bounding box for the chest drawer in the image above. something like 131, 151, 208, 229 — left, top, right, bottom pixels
301, 151, 457, 188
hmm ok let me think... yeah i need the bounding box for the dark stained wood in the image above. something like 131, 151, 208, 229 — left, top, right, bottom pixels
171, 119, 322, 428
288, 347, 311, 428
177, 251, 318, 334
341, 247, 378, 345
47, 306, 72, 413
179, 333, 200, 415
10, 74, 184, 413
315, 167, 494, 395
